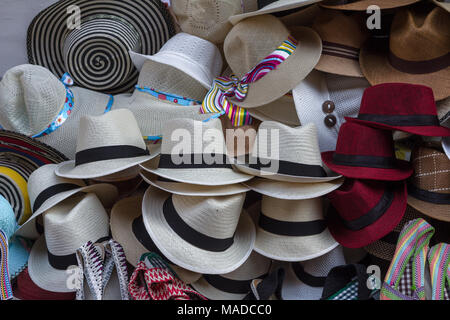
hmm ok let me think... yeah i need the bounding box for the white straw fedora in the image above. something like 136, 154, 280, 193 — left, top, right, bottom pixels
140, 118, 252, 186
292, 70, 370, 152
16, 163, 118, 240
253, 195, 338, 262
141, 186, 255, 274
28, 193, 111, 293
191, 251, 271, 300
55, 109, 155, 180
234, 121, 342, 183
110, 194, 201, 284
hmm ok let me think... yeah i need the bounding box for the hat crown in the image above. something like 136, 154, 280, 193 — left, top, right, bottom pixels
172, 192, 245, 239
221, 251, 270, 280
261, 195, 324, 222
43, 193, 109, 256
0, 195, 17, 239
297, 245, 345, 276
0, 64, 66, 136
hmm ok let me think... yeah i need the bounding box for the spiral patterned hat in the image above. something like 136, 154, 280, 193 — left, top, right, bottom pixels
27, 0, 176, 94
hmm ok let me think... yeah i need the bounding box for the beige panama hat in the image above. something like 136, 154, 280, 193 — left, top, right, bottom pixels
141, 186, 255, 274
248, 93, 301, 127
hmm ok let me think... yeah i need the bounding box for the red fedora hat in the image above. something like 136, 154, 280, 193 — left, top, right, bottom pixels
346, 83, 450, 137
321, 121, 413, 181
327, 179, 407, 248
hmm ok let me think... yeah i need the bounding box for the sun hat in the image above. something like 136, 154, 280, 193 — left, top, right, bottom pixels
282, 245, 345, 300
28, 193, 111, 293
55, 109, 155, 180
191, 251, 271, 300
321, 121, 413, 181
433, 0, 450, 12
141, 186, 255, 274
407, 145, 450, 222
16, 163, 118, 240
280, 3, 322, 27
359, 7, 450, 101
320, 0, 420, 10
254, 195, 338, 262
293, 70, 370, 152
27, 0, 176, 94
327, 178, 407, 249
110, 194, 202, 284
235, 121, 342, 183
0, 130, 68, 224
347, 83, 450, 137
140, 118, 252, 186
248, 93, 301, 127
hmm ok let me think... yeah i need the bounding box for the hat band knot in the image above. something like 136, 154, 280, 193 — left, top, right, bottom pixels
203, 274, 257, 294
332, 153, 397, 169
291, 262, 326, 288
408, 184, 450, 205
389, 51, 450, 75
75, 145, 150, 166
33, 183, 82, 212
259, 212, 327, 237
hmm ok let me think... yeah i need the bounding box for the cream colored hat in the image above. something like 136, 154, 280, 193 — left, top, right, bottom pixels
55, 109, 155, 180
16, 164, 118, 240
254, 195, 338, 261
234, 121, 342, 182
248, 93, 301, 126
142, 186, 255, 274
28, 193, 111, 293
191, 251, 271, 300
140, 118, 252, 186
110, 194, 201, 284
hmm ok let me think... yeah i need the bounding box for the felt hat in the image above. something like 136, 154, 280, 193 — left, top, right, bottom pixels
320, 0, 420, 10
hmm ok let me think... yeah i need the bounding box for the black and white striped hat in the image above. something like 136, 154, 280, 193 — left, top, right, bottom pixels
27, 0, 176, 94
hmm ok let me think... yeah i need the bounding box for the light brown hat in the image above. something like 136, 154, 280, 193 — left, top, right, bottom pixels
312, 10, 368, 77
432, 0, 450, 12
360, 7, 450, 101
248, 93, 301, 126
320, 0, 420, 10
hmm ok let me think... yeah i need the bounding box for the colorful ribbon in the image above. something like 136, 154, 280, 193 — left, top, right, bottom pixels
0, 230, 13, 300
200, 36, 298, 126
136, 86, 202, 106
428, 243, 450, 300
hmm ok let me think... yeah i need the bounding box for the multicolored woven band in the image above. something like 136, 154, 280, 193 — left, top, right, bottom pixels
136, 86, 202, 106
200, 36, 298, 126
428, 243, 450, 300
0, 230, 13, 300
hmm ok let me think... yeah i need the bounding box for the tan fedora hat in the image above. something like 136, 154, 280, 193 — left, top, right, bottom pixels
248, 93, 301, 127
360, 7, 450, 101
110, 194, 201, 284
141, 186, 255, 274
320, 0, 420, 10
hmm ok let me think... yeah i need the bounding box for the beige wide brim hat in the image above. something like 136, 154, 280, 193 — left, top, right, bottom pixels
248, 94, 301, 126
110, 195, 201, 284
315, 52, 364, 78
142, 187, 256, 274
407, 194, 450, 222
140, 170, 250, 196
320, 0, 420, 10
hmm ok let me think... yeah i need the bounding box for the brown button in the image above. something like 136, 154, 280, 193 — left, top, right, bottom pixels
322, 100, 335, 113
324, 115, 337, 128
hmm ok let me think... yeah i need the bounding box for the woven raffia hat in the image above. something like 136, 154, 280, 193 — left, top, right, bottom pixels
27, 0, 176, 94
28, 193, 110, 292
140, 118, 252, 186
282, 245, 345, 300
360, 7, 450, 101
16, 164, 118, 240
141, 186, 255, 274
248, 93, 301, 127
191, 251, 271, 300
320, 0, 420, 10
234, 121, 342, 183
254, 195, 338, 261
55, 109, 155, 180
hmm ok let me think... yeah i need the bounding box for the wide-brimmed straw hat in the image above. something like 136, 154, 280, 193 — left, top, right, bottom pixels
322, 121, 413, 181
110, 194, 201, 284
359, 7, 450, 101
16, 164, 118, 240
27, 0, 176, 94
320, 0, 420, 10
55, 109, 155, 180
248, 93, 301, 127
28, 193, 110, 292
253, 195, 338, 262
235, 121, 342, 183
140, 118, 252, 186
141, 186, 255, 274
191, 251, 271, 300
327, 179, 407, 248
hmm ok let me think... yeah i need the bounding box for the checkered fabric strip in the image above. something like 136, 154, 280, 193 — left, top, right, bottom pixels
397, 260, 413, 297
329, 280, 358, 300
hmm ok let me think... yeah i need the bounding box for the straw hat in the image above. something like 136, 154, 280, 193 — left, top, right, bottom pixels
140, 118, 252, 186
407, 145, 450, 222
27, 0, 176, 94
55, 109, 155, 180
254, 195, 338, 262
282, 245, 345, 300
320, 0, 420, 10
16, 164, 118, 240
192, 251, 271, 300
360, 7, 450, 101
312, 10, 368, 77
234, 121, 342, 183
248, 93, 301, 127
28, 193, 111, 292
141, 186, 255, 274
223, 15, 322, 109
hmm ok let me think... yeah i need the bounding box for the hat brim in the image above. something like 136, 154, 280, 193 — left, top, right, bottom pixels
321, 151, 413, 181
142, 186, 256, 274
315, 55, 364, 78
433, 0, 450, 12
243, 176, 345, 200
407, 194, 450, 222
320, 0, 420, 10
281, 263, 324, 300
327, 182, 407, 248
191, 277, 248, 300
248, 94, 301, 126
